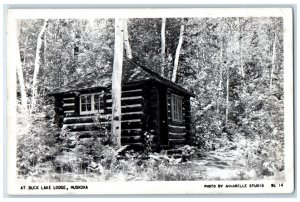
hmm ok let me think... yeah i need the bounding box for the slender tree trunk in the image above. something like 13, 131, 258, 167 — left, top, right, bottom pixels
123, 19, 132, 59
171, 24, 184, 83
216, 38, 223, 115
161, 18, 166, 77
31, 19, 49, 113
44, 29, 47, 63
23, 36, 28, 71
225, 64, 230, 127
15, 21, 28, 112
270, 33, 277, 89
111, 18, 124, 148
238, 18, 244, 78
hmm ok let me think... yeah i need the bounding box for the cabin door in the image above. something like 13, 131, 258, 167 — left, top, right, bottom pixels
158, 88, 169, 146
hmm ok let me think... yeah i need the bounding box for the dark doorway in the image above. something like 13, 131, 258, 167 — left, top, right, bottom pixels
158, 87, 169, 146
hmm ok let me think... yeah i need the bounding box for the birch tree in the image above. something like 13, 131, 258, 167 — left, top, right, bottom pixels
161, 18, 166, 77
15, 21, 28, 112
30, 19, 49, 113
111, 18, 124, 147
225, 64, 230, 127
216, 36, 223, 115
238, 18, 244, 78
123, 19, 132, 59
171, 23, 184, 82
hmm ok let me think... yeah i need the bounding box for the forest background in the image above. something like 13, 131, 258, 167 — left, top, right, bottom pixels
15, 17, 284, 181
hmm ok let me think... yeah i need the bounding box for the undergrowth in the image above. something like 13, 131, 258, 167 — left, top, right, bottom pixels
17, 107, 284, 182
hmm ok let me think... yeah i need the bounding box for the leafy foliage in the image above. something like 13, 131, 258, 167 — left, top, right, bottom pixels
17, 17, 284, 181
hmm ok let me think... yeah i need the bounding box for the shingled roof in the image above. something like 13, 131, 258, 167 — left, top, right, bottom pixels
48, 59, 195, 97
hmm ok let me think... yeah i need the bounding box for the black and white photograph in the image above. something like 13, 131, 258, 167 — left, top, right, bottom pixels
6, 8, 294, 195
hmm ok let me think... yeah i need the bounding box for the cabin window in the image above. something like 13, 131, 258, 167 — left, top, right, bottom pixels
80, 93, 103, 115
171, 94, 183, 122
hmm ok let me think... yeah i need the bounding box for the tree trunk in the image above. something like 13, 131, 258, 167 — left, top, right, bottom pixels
161, 18, 166, 77
216, 37, 223, 115
16, 21, 28, 112
171, 24, 184, 83
111, 18, 124, 148
123, 19, 132, 59
225, 64, 230, 127
30, 19, 49, 113
238, 18, 245, 78
270, 33, 277, 89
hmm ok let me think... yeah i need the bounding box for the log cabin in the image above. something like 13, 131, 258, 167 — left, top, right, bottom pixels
48, 59, 195, 150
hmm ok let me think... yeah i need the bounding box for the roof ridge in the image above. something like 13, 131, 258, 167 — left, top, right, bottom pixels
125, 58, 170, 82
125, 58, 195, 97
48, 58, 195, 97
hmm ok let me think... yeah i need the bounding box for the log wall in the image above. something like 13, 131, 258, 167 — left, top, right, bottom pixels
60, 85, 146, 149
57, 81, 191, 149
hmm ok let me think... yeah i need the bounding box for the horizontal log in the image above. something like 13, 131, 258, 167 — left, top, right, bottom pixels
107, 104, 142, 109
64, 110, 76, 117
169, 132, 186, 139
106, 89, 143, 99
63, 97, 75, 100
64, 110, 75, 113
65, 122, 143, 132
63, 103, 75, 107
107, 88, 143, 93
63, 116, 110, 124
168, 118, 185, 125
121, 136, 142, 144
63, 105, 75, 111
102, 111, 144, 121
79, 109, 105, 115
106, 96, 143, 103
121, 112, 144, 120
106, 98, 143, 106
62, 99, 75, 104
64, 125, 101, 132
121, 129, 143, 136
106, 104, 143, 114
169, 138, 186, 145
169, 125, 186, 133
62, 123, 109, 131
121, 121, 142, 129
121, 142, 144, 149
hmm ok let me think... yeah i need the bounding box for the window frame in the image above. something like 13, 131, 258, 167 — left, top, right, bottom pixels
170, 93, 183, 123
79, 93, 103, 115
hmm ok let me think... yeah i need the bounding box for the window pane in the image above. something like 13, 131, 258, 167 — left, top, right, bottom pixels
175, 98, 178, 119
178, 99, 182, 120
94, 94, 99, 103
87, 104, 91, 111
171, 94, 183, 122
86, 95, 91, 103
95, 103, 100, 110
81, 95, 86, 103
81, 104, 86, 111
95, 94, 101, 111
